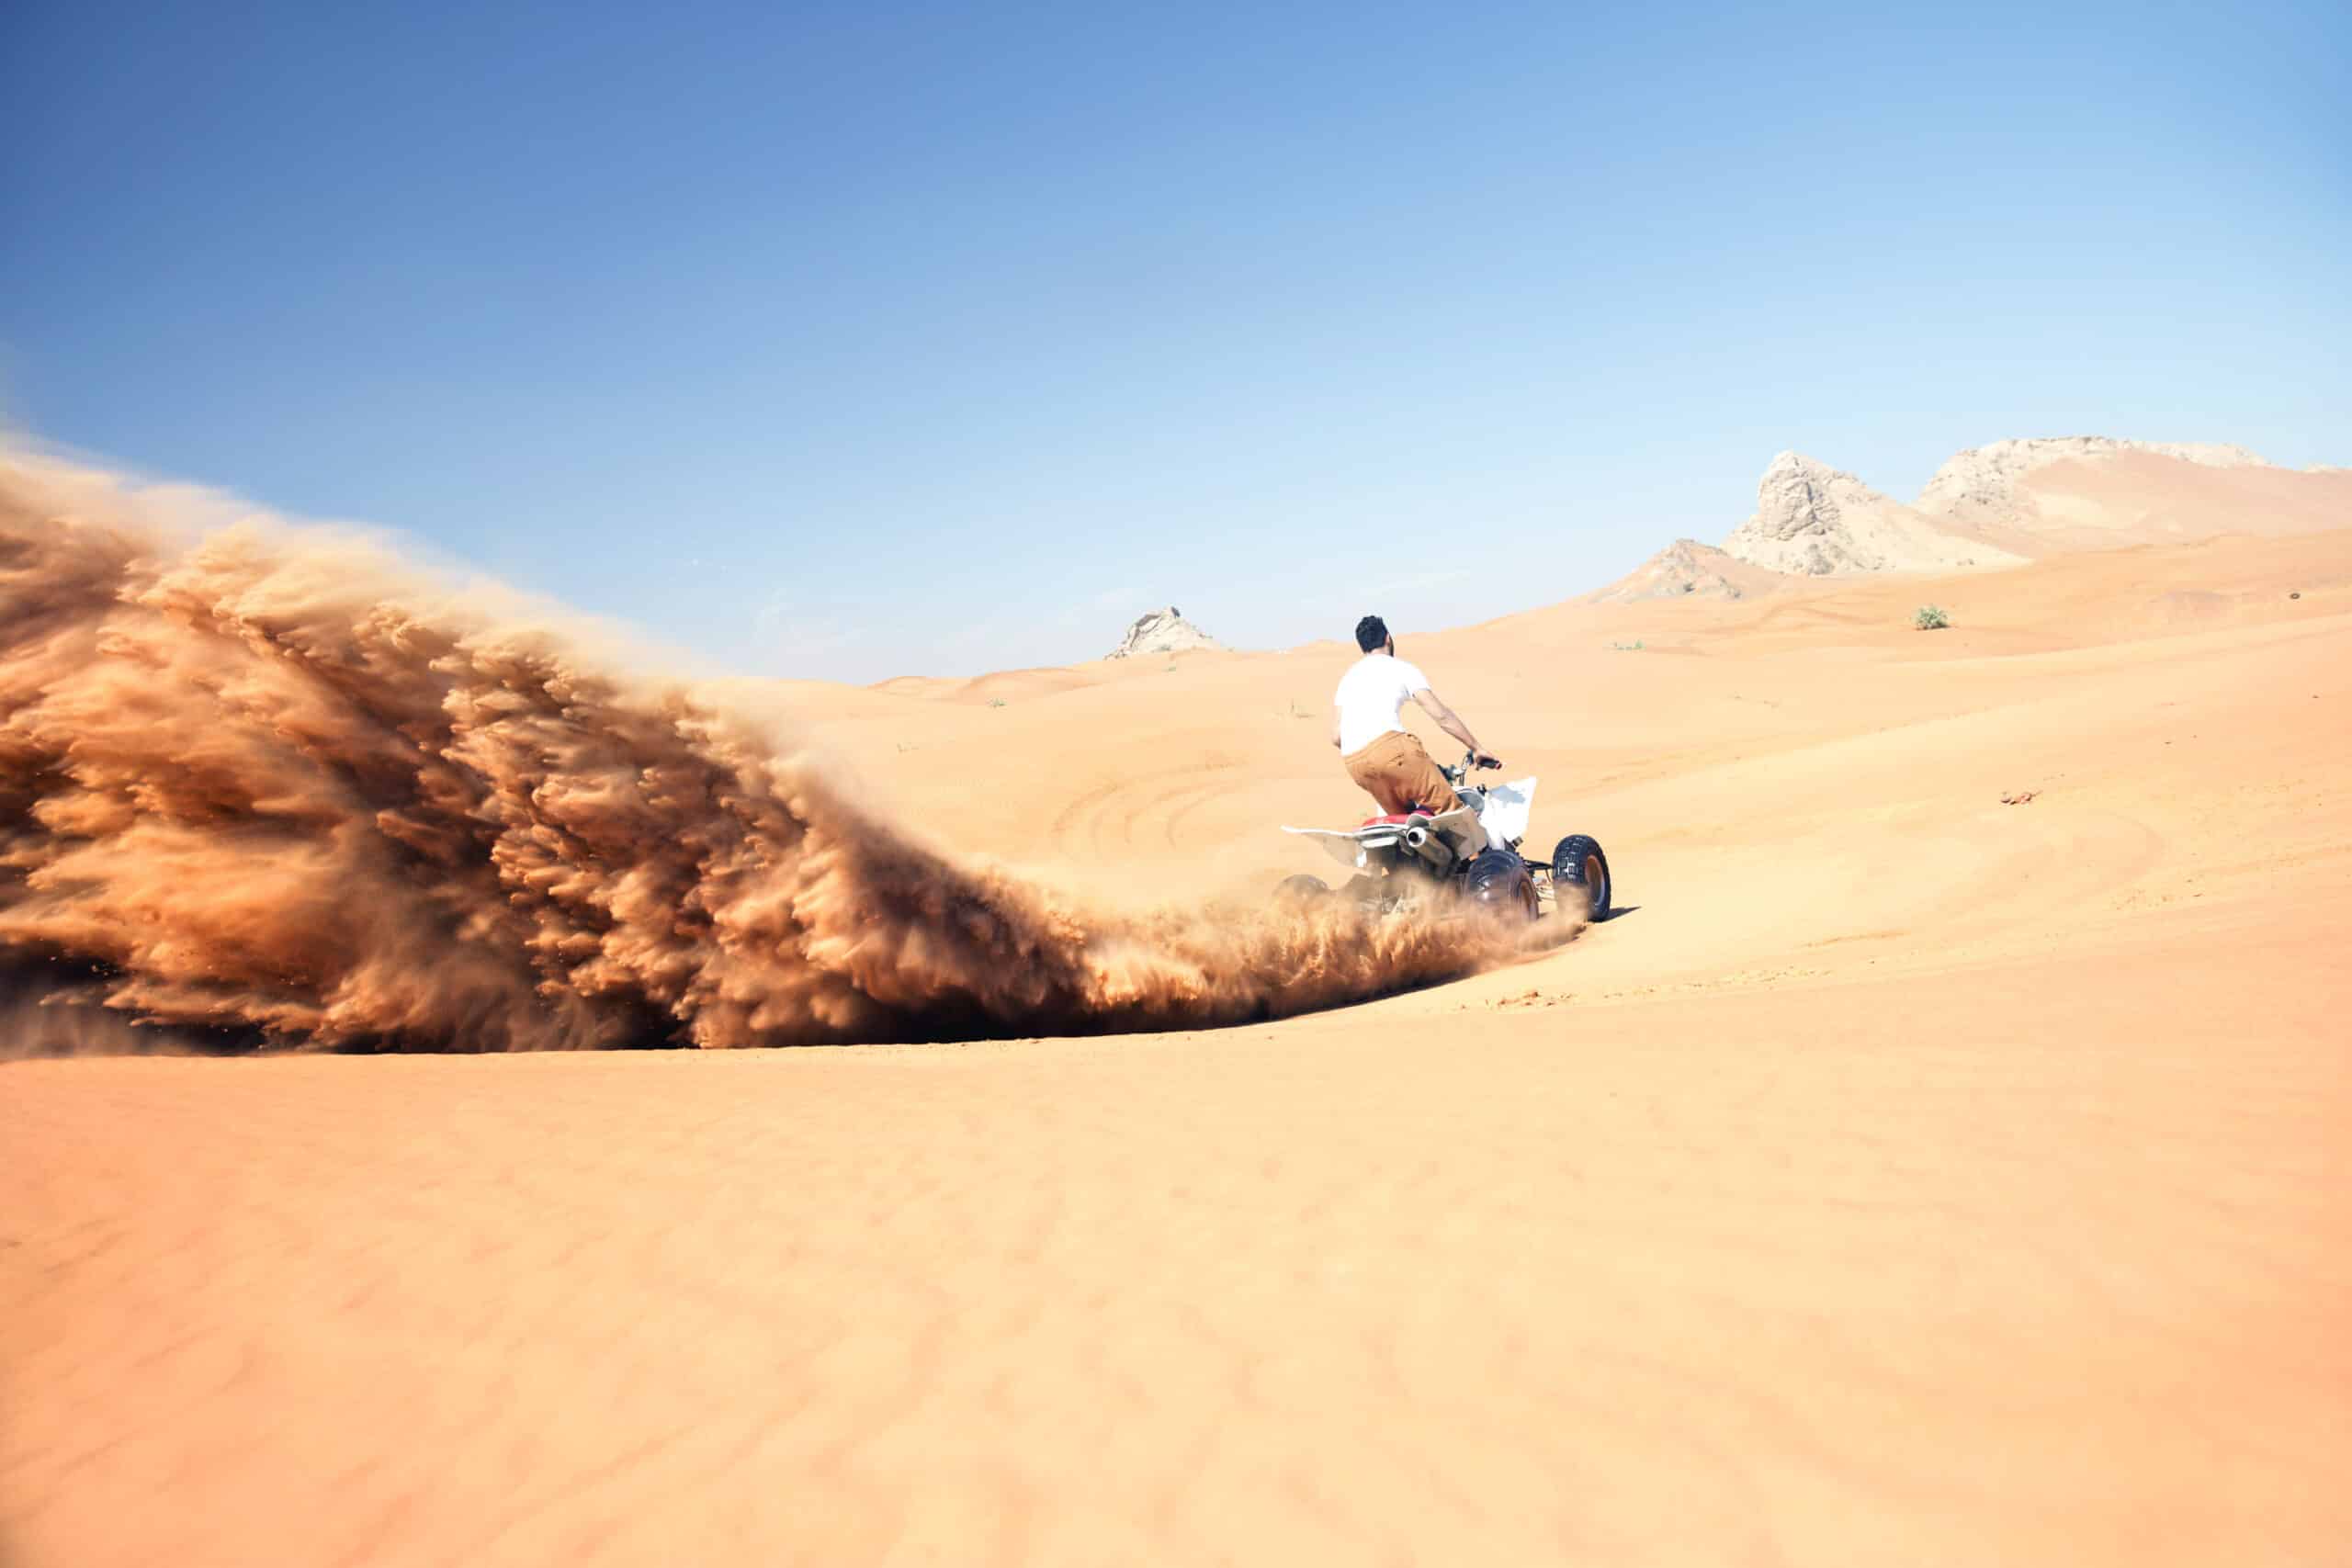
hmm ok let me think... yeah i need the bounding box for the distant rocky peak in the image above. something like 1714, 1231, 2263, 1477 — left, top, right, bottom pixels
1724, 451, 2021, 576
1724, 454, 1887, 559
1107, 606, 1222, 660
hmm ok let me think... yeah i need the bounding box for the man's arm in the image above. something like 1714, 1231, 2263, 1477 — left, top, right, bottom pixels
1410, 688, 1494, 763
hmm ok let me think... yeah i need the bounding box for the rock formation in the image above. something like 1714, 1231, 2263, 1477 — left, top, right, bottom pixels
1106, 607, 1222, 660
1595, 436, 2335, 605
1722, 452, 2024, 576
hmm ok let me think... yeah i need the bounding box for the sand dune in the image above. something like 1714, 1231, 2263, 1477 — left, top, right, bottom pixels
7, 453, 2351, 1563
1589, 537, 1787, 603
1988, 449, 2352, 550
1917, 440, 2351, 557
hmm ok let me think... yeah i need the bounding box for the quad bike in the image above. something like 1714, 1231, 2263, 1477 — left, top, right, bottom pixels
1276, 752, 1611, 924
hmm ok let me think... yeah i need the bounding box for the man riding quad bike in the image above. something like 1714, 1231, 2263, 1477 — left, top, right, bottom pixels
1277, 615, 1611, 923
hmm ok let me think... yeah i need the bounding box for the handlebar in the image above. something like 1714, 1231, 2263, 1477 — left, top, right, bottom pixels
1442, 750, 1504, 784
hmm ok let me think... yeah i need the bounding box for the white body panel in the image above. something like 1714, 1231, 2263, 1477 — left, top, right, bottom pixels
1466, 776, 1537, 850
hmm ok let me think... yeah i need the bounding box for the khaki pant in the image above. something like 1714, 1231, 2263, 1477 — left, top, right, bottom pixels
1343, 730, 1461, 817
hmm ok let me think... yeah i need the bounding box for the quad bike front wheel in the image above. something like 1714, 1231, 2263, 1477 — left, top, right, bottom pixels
1550, 835, 1611, 921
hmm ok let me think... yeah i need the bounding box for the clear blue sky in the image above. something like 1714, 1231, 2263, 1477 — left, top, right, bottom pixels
6, 0, 2346, 681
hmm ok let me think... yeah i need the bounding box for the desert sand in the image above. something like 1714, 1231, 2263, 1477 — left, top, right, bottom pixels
6, 455, 2350, 1564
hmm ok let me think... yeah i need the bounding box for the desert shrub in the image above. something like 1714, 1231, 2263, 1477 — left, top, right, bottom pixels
987, 697, 1007, 708
1913, 604, 1950, 631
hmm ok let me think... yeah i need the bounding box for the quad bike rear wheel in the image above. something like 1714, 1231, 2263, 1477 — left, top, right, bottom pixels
1464, 851, 1539, 923
1550, 835, 1611, 921
1274, 874, 1331, 908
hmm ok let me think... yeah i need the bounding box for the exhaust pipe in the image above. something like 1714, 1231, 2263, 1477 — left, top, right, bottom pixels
1404, 825, 1430, 850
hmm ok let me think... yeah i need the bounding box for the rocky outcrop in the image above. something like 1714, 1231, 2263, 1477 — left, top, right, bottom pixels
1590, 538, 1781, 602
1916, 437, 2270, 525
1595, 435, 2327, 604
1722, 452, 2024, 576
1106, 607, 1222, 660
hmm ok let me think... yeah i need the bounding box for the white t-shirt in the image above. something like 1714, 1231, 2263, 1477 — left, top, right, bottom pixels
1333, 653, 1431, 755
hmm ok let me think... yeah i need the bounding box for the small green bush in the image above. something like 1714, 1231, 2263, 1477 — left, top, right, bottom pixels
1913, 604, 1950, 631
987, 697, 1007, 708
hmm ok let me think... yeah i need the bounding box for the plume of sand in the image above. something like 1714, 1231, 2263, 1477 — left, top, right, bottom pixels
0, 453, 1563, 1053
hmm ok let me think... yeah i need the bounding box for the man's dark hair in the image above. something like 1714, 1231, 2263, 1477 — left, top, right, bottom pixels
1354, 615, 1389, 653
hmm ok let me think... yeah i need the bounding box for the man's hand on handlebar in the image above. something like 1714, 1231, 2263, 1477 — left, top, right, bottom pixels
1473, 753, 1503, 772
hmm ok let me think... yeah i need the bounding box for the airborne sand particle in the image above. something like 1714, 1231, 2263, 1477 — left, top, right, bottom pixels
1, 453, 1564, 1055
